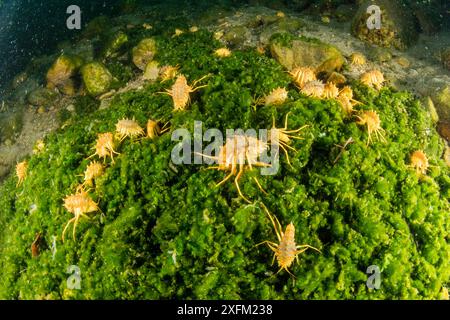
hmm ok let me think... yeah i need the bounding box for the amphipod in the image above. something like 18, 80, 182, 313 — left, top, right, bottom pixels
360, 70, 385, 90
147, 119, 170, 139
62, 187, 99, 242
409, 150, 429, 175
115, 118, 145, 142
89, 132, 120, 163
256, 203, 321, 278
16, 160, 28, 187
356, 110, 386, 145
162, 74, 208, 111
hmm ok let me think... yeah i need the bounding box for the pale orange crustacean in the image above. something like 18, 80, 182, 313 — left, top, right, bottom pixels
147, 119, 170, 139
301, 80, 325, 98
262, 87, 289, 106
337, 86, 361, 115
82, 161, 104, 187
409, 150, 429, 175
89, 132, 120, 163
269, 112, 308, 167
256, 203, 320, 278
62, 187, 99, 242
115, 118, 145, 141
214, 48, 232, 58
160, 65, 180, 82
162, 74, 208, 111
323, 82, 339, 99
356, 110, 386, 145
360, 70, 385, 90
16, 160, 28, 187
201, 135, 269, 203
349, 52, 366, 66
289, 66, 316, 89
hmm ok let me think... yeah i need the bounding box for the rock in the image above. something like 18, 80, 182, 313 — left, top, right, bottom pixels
423, 96, 439, 124
394, 56, 410, 68
440, 48, 450, 71
223, 26, 251, 47
143, 61, 160, 81
369, 47, 392, 63
46, 54, 83, 95
445, 146, 450, 167
351, 0, 418, 50
430, 84, 450, 124
259, 18, 303, 45
132, 38, 157, 70
327, 72, 347, 85
270, 34, 344, 74
81, 62, 114, 96
0, 109, 24, 143
27, 87, 58, 107
101, 31, 129, 59
437, 121, 450, 143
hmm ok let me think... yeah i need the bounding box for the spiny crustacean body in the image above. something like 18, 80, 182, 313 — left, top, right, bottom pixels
289, 66, 316, 89
360, 70, 385, 90
163, 74, 208, 111
263, 87, 289, 106
214, 48, 232, 58
301, 80, 325, 98
160, 65, 179, 82
349, 52, 366, 66
62, 187, 99, 242
337, 86, 361, 115
90, 132, 120, 163
356, 110, 386, 145
323, 82, 339, 99
201, 135, 269, 203
83, 161, 104, 187
16, 160, 28, 187
409, 150, 429, 175
256, 204, 320, 277
115, 118, 145, 141
269, 112, 307, 167
147, 119, 170, 139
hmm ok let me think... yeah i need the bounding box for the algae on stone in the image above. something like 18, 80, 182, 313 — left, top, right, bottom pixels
81, 62, 114, 96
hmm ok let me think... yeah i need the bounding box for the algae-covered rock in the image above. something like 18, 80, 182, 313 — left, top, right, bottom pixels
27, 87, 59, 107
440, 48, 450, 71
270, 33, 344, 73
81, 62, 113, 96
430, 84, 450, 123
132, 38, 157, 70
351, 0, 418, 50
143, 61, 160, 81
259, 17, 302, 45
223, 26, 251, 47
101, 31, 129, 59
0, 109, 24, 143
46, 54, 83, 95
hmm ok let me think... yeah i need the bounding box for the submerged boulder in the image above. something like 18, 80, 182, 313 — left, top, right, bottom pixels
132, 38, 157, 70
270, 33, 344, 74
81, 62, 113, 96
46, 54, 83, 96
101, 30, 129, 59
351, 0, 418, 50
27, 87, 59, 107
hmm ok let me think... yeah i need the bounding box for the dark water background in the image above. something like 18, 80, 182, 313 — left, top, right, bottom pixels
0, 0, 449, 95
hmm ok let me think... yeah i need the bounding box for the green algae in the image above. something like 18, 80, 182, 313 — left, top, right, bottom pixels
0, 29, 449, 300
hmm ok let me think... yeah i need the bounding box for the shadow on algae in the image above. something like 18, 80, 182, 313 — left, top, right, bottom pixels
0, 26, 449, 300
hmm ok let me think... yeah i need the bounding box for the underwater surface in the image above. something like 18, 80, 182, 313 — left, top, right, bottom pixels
0, 0, 449, 300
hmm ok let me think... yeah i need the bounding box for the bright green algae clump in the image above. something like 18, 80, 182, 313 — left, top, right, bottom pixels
0, 30, 449, 300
